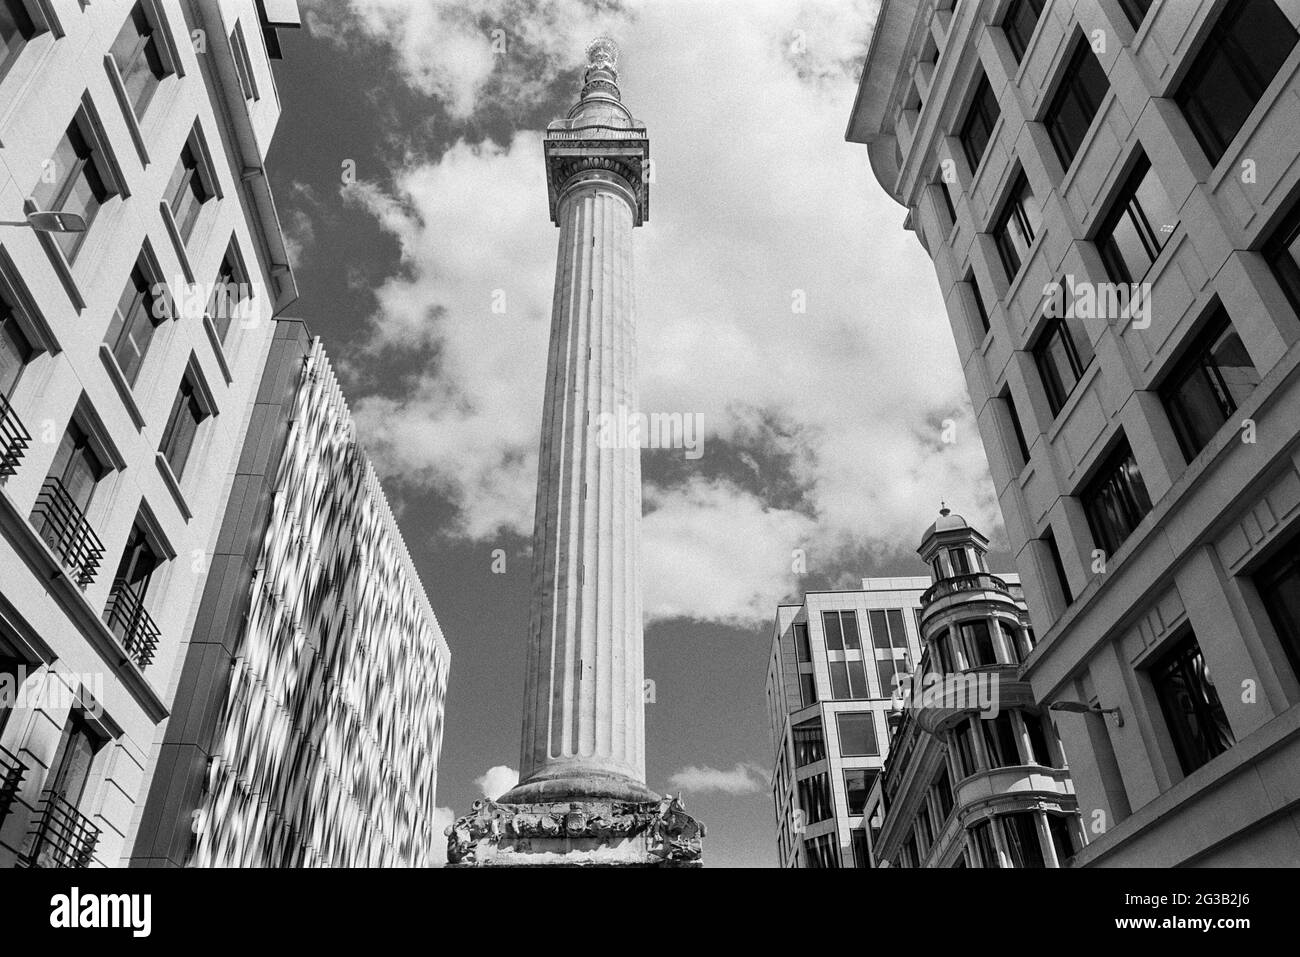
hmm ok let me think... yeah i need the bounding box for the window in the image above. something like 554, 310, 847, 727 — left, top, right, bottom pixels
1045, 36, 1109, 170
1180, 0, 1300, 164
208, 248, 246, 343
0, 637, 26, 734
934, 169, 957, 229
1098, 156, 1180, 284
837, 712, 878, 756
792, 720, 825, 766
1266, 197, 1300, 317
1119, 0, 1153, 31
0, 302, 33, 397
968, 271, 990, 335
844, 769, 876, 815
829, 659, 868, 700
959, 74, 1000, 172
822, 610, 861, 651
1150, 631, 1235, 775
934, 768, 954, 820
40, 422, 105, 519
949, 547, 971, 575
1042, 528, 1074, 605
0, 0, 35, 79
980, 712, 1023, 768
1161, 307, 1259, 460
1082, 438, 1153, 555
797, 773, 834, 824
230, 22, 259, 101
1023, 712, 1053, 766
803, 833, 840, 868
969, 819, 998, 867
793, 621, 811, 662
1034, 309, 1095, 415
954, 719, 979, 777
876, 657, 904, 697
799, 672, 817, 708
959, 619, 997, 667
166, 143, 212, 242
914, 810, 933, 856
1001, 387, 1030, 467
45, 712, 103, 808
1001, 812, 1046, 868
30, 119, 110, 261
1257, 536, 1300, 679
110, 3, 166, 117
868, 608, 908, 651
160, 373, 208, 477
104, 265, 163, 386
1003, 0, 1044, 63
993, 173, 1041, 281
850, 828, 870, 868
104, 520, 160, 646
1047, 814, 1076, 862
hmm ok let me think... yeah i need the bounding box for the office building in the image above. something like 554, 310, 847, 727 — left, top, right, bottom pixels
1, 0, 300, 867
848, 0, 1300, 864
766, 578, 927, 867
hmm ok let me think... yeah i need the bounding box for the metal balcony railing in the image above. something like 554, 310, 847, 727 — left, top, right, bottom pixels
0, 392, 31, 478
30, 477, 104, 587
0, 744, 28, 824
24, 789, 100, 868
104, 579, 161, 670
921, 572, 1011, 607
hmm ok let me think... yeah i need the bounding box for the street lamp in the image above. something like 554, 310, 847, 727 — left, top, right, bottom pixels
0, 210, 88, 233
1050, 699, 1124, 727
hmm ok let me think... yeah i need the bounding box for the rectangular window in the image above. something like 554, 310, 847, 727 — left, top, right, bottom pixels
230, 23, 259, 101
980, 712, 1023, 768
1161, 307, 1259, 461
968, 271, 990, 335
969, 819, 998, 867
1045, 36, 1109, 170
993, 173, 1041, 281
799, 672, 817, 708
1002, 812, 1046, 868
954, 719, 979, 777
44, 422, 104, 514
1175, 0, 1298, 166
803, 833, 840, 868
1034, 309, 1095, 415
876, 657, 903, 697
959, 74, 1000, 172
868, 609, 892, 649
1004, 0, 1044, 63
0, 303, 34, 397
30, 119, 110, 261
110, 3, 166, 117
837, 712, 878, 756
1098, 155, 1180, 283
797, 773, 834, 825
1082, 438, 1153, 555
1266, 197, 1300, 317
160, 374, 208, 477
208, 251, 245, 343
792, 720, 825, 766
104, 265, 162, 386
960, 619, 997, 667
850, 828, 870, 868
1257, 535, 1300, 679
950, 548, 972, 575
1001, 387, 1030, 466
822, 609, 843, 651
166, 143, 212, 242
935, 169, 957, 229
1047, 813, 1075, 862
828, 660, 849, 699
844, 769, 876, 816
793, 621, 811, 662
1043, 528, 1074, 605
0, 0, 36, 78
1150, 631, 1235, 775
934, 768, 955, 820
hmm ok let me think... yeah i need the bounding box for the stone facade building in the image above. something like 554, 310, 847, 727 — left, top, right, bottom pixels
848, 0, 1300, 864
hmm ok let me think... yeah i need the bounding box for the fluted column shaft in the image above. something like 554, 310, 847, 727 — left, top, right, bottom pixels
513, 174, 648, 800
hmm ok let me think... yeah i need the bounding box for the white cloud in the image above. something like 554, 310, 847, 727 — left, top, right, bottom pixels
474, 764, 520, 800
337, 0, 1005, 625
668, 762, 768, 795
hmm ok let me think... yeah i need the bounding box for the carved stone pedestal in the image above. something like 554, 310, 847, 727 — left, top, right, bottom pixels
445, 794, 705, 867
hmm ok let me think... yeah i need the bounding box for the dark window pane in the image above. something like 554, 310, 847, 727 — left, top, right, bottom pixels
1162, 308, 1259, 460
1004, 0, 1045, 63
960, 74, 1000, 171
1257, 535, 1300, 679
1150, 632, 1235, 775
822, 610, 844, 651
869, 609, 891, 649
829, 660, 850, 699
799, 672, 817, 707
1047, 813, 1076, 862
0, 0, 36, 75
792, 720, 825, 766
1046, 38, 1109, 169
840, 611, 862, 650
837, 712, 878, 756
844, 769, 876, 815
793, 621, 811, 662
0, 306, 34, 397
1119, 0, 1153, 31
847, 659, 869, 699
1082, 439, 1154, 555
1002, 812, 1046, 867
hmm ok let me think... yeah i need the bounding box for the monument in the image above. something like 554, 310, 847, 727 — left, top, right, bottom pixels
446, 37, 704, 866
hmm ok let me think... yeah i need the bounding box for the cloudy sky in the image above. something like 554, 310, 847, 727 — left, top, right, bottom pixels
269, 0, 1008, 867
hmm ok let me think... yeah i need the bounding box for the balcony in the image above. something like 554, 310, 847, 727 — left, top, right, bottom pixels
0, 393, 31, 478
104, 579, 161, 670
921, 572, 1011, 606
30, 478, 104, 587
24, 789, 100, 868
0, 744, 28, 823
